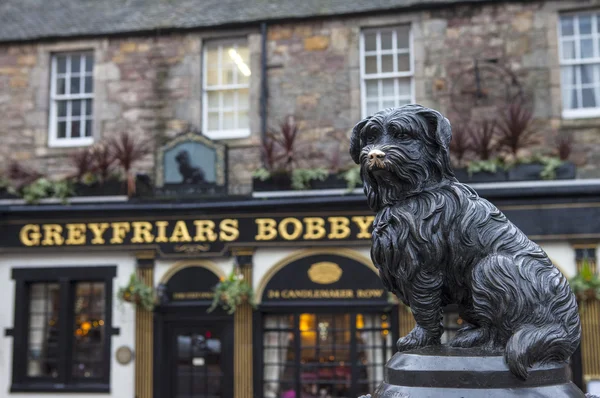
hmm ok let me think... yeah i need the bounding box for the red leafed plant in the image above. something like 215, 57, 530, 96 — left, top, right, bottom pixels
270, 115, 299, 172
90, 143, 115, 183
469, 120, 498, 161
555, 131, 574, 161
69, 147, 94, 182
260, 132, 284, 172
497, 101, 538, 156
449, 122, 471, 166
109, 132, 151, 196
7, 160, 43, 190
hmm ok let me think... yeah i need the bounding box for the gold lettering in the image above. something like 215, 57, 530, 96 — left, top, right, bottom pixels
88, 223, 109, 244
131, 222, 154, 243
255, 218, 277, 241
219, 219, 239, 242
20, 224, 41, 246
193, 220, 217, 242
278, 217, 303, 240
110, 222, 131, 244
65, 223, 86, 245
357, 289, 385, 298
327, 217, 351, 239
170, 221, 192, 243
155, 221, 169, 243
267, 290, 280, 299
41, 224, 64, 246
303, 217, 326, 240
351, 216, 374, 239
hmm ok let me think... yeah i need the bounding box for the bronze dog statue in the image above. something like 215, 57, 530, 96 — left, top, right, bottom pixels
350, 105, 581, 379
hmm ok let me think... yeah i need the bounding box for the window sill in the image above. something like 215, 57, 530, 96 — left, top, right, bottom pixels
48, 137, 94, 148
11, 383, 109, 393
562, 108, 600, 119
203, 128, 251, 140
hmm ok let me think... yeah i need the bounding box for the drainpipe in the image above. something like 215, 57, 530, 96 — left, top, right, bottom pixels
260, 22, 268, 148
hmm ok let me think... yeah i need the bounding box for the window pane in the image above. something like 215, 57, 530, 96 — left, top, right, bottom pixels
84, 76, 93, 93
57, 101, 67, 117
223, 90, 235, 108
398, 78, 411, 96
397, 54, 410, 72
396, 26, 410, 49
582, 88, 596, 107
208, 112, 219, 130
71, 100, 81, 117
381, 31, 392, 50
71, 120, 81, 138
85, 54, 94, 72
238, 110, 249, 129
27, 283, 61, 378
238, 88, 249, 109
561, 16, 575, 36
85, 99, 93, 115
579, 15, 593, 35
207, 91, 219, 109
366, 101, 378, 116
365, 80, 378, 99
57, 55, 67, 74
206, 47, 219, 69
72, 282, 106, 379
381, 54, 394, 73
70, 77, 80, 94
71, 55, 81, 73
382, 100, 395, 108
364, 33, 377, 52
221, 67, 235, 85
581, 38, 594, 59
365, 56, 377, 74
382, 79, 395, 97
206, 68, 219, 86
56, 78, 66, 95
562, 65, 576, 85
223, 111, 235, 129
562, 40, 575, 60
57, 121, 67, 138
563, 87, 579, 110
85, 119, 93, 137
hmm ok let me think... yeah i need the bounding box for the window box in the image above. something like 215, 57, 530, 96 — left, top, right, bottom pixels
507, 162, 576, 181
252, 172, 361, 192
453, 168, 508, 183
72, 174, 153, 197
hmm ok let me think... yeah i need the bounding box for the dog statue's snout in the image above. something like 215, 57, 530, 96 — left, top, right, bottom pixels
368, 149, 385, 161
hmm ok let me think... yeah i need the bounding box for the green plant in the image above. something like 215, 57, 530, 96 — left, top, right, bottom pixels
342, 165, 361, 191
117, 273, 155, 311
22, 178, 73, 204
291, 168, 328, 190
537, 156, 563, 180
569, 260, 600, 302
252, 167, 272, 181
208, 268, 255, 315
467, 159, 502, 176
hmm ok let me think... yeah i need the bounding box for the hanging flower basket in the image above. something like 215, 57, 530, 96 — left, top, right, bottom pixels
117, 273, 155, 311
208, 268, 255, 315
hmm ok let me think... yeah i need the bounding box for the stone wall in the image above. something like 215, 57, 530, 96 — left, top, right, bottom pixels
1, 0, 600, 194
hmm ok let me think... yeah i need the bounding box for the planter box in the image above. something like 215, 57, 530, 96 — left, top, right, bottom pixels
309, 174, 348, 190
0, 189, 19, 200
253, 172, 361, 192
454, 168, 508, 183
73, 175, 153, 197
507, 162, 577, 181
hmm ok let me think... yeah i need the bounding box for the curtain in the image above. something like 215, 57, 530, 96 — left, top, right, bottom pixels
361, 314, 392, 391
562, 65, 576, 110
263, 315, 292, 398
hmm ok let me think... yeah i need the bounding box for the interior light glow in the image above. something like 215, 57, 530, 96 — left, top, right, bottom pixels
228, 48, 251, 77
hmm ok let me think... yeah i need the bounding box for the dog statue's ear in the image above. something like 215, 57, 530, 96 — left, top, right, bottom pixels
417, 109, 452, 150
350, 117, 371, 164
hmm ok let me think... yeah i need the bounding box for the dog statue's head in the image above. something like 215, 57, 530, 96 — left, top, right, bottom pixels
175, 150, 190, 165
350, 105, 456, 210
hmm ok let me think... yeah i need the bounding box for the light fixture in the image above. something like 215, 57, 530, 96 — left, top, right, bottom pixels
228, 48, 251, 77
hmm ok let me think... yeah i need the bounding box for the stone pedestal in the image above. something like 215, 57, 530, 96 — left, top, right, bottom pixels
372, 346, 585, 398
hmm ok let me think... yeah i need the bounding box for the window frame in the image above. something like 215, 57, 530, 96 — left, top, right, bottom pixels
10, 266, 117, 393
48, 51, 95, 148
558, 11, 600, 119
201, 38, 251, 140
359, 25, 415, 118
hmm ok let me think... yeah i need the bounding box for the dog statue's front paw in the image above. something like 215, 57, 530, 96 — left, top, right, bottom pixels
397, 325, 440, 351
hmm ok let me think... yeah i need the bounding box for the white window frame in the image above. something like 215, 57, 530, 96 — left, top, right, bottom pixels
558, 11, 600, 119
48, 51, 95, 147
359, 25, 415, 118
202, 38, 251, 140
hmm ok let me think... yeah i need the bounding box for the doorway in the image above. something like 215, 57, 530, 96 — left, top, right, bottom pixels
155, 312, 233, 398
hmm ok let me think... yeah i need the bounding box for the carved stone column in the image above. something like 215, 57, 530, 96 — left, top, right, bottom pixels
233, 249, 254, 398
135, 251, 155, 398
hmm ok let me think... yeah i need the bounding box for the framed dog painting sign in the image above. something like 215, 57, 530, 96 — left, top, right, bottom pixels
156, 128, 227, 196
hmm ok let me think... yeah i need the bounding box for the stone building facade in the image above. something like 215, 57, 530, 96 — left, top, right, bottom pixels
1, 0, 600, 191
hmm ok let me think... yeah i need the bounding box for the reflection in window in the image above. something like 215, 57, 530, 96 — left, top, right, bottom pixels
27, 283, 60, 378
72, 282, 106, 379
262, 312, 393, 398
